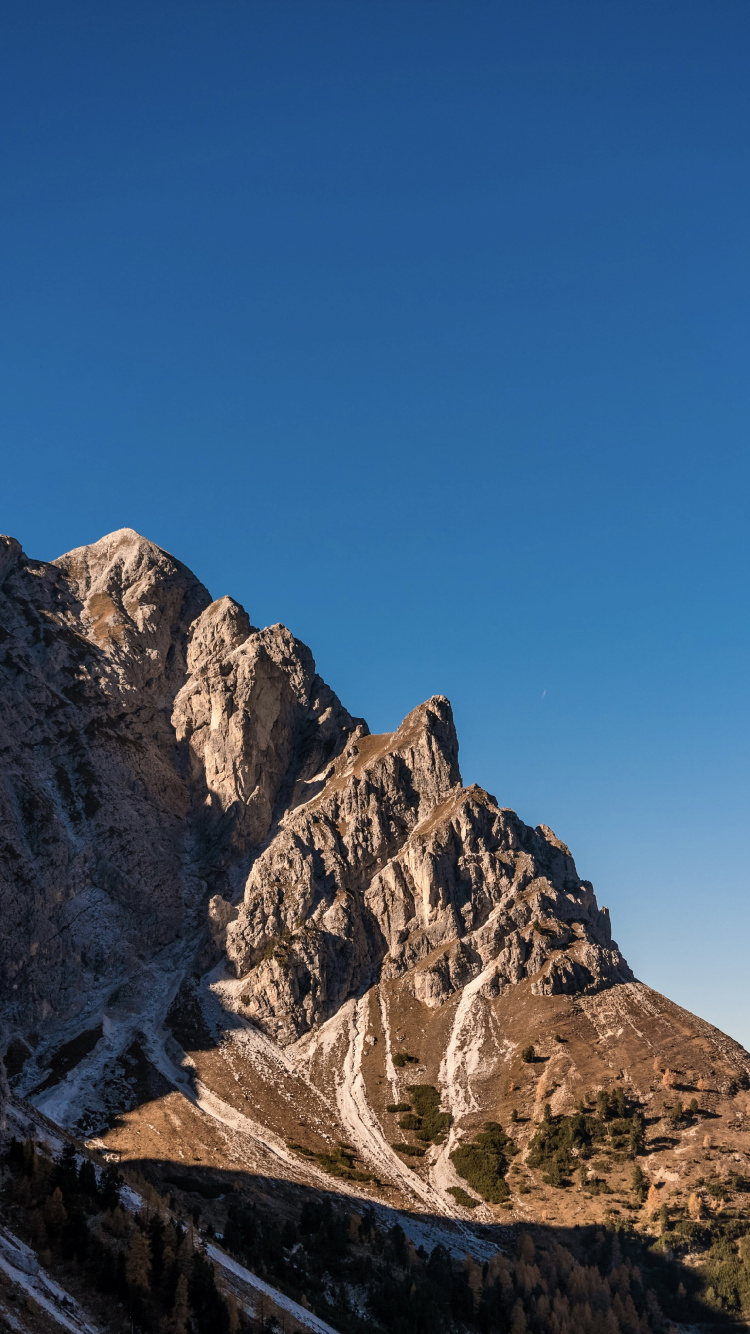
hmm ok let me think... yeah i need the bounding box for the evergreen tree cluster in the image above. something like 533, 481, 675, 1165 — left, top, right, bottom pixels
385, 1083, 452, 1159
220, 1192, 744, 1333
527, 1090, 645, 1189
4, 1133, 750, 1331
449, 1123, 517, 1204
3, 1138, 236, 1334
286, 1137, 374, 1182
700, 1229, 750, 1315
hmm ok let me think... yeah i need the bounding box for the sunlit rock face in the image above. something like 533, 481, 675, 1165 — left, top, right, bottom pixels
0, 528, 358, 1032
0, 527, 628, 1049
7, 529, 750, 1251
224, 697, 631, 1043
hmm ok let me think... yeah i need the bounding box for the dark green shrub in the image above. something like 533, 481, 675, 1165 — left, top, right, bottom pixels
521, 1045, 535, 1063
527, 1110, 605, 1187
449, 1122, 515, 1204
398, 1114, 422, 1131
392, 1143, 425, 1157
631, 1164, 648, 1202
446, 1186, 480, 1209
392, 1052, 420, 1068
544, 1158, 566, 1187
386, 1102, 411, 1113
406, 1085, 452, 1144
586, 1176, 613, 1196
288, 1140, 372, 1181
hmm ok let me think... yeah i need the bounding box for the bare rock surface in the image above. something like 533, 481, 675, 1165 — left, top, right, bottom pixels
0, 529, 357, 1035
224, 700, 630, 1042
0, 525, 631, 1048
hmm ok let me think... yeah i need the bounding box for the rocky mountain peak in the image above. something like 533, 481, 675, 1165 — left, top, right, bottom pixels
2, 530, 749, 1327
52, 527, 211, 693
185, 595, 256, 673
0, 529, 631, 1043
0, 533, 24, 581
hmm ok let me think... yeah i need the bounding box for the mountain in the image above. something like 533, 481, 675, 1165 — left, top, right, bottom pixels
1, 529, 749, 1332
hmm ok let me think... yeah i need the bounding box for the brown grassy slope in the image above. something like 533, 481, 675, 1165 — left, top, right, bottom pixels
89, 976, 750, 1244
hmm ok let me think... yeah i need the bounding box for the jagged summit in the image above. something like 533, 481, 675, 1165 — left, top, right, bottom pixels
219, 693, 631, 1043
1, 531, 748, 1252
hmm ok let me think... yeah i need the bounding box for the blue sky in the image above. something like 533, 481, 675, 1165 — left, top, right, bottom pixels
2, 2, 749, 1044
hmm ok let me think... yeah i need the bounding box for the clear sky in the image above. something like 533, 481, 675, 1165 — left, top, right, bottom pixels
2, 2, 749, 1046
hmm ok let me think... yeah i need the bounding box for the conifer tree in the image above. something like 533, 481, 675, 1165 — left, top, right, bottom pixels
125, 1229, 152, 1291
78, 1158, 97, 1198
53, 1142, 79, 1201
99, 1162, 124, 1210
169, 1272, 189, 1334
631, 1164, 647, 1202
510, 1297, 528, 1333
43, 1185, 67, 1233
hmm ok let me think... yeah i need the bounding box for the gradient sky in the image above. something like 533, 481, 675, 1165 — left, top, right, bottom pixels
2, 2, 749, 1045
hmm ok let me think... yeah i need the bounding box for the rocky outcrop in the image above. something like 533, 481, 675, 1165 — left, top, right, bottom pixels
224, 701, 630, 1042
171, 603, 361, 876
52, 527, 211, 700
223, 697, 462, 1039
0, 530, 210, 1031
0, 530, 357, 1034
0, 526, 630, 1065
379, 786, 632, 1005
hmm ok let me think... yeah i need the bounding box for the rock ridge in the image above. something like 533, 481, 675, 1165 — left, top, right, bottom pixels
0, 528, 629, 1059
